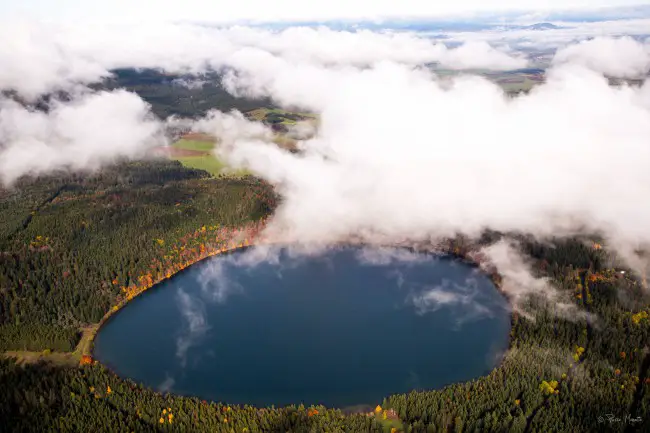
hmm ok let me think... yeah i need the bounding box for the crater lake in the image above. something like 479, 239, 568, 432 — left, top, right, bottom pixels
93, 246, 511, 408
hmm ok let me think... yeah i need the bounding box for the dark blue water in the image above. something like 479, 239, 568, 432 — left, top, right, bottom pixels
94, 246, 510, 408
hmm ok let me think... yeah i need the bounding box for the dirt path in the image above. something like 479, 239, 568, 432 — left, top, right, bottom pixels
3, 325, 98, 367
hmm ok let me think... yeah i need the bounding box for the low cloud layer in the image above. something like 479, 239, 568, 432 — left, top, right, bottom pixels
2, 20, 650, 312
553, 36, 650, 78
433, 41, 527, 70
444, 18, 650, 55
214, 61, 650, 251
0, 22, 528, 101
193, 42, 650, 302
0, 90, 163, 184
0, 22, 535, 184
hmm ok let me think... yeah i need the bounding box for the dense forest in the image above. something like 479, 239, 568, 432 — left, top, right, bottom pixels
1, 158, 647, 432
96, 68, 275, 119
2, 68, 275, 120
0, 160, 276, 353
387, 236, 650, 432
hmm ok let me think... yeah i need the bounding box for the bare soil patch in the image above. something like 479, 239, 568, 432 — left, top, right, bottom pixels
181, 132, 216, 142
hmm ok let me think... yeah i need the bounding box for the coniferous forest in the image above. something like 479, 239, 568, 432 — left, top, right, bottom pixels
0, 158, 648, 432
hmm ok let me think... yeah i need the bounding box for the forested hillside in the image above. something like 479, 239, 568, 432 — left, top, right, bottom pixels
97, 68, 274, 119
388, 236, 650, 432
0, 160, 276, 352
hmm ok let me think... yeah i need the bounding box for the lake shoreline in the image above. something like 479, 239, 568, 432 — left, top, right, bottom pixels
3, 236, 514, 405
87, 239, 514, 410
87, 242, 256, 359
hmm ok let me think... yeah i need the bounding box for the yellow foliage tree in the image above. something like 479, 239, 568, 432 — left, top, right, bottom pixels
539, 380, 559, 395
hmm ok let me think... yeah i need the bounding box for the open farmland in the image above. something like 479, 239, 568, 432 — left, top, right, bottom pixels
246, 107, 317, 124
162, 138, 248, 177
170, 139, 234, 177
160, 108, 318, 172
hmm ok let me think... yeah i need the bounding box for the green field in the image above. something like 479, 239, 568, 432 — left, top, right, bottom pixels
175, 155, 228, 176
247, 107, 317, 125
172, 139, 216, 152
170, 139, 249, 177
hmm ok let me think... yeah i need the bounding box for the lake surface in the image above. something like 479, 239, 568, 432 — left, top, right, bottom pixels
94, 246, 510, 408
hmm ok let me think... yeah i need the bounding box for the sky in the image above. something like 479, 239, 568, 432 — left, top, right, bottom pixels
2, 0, 649, 23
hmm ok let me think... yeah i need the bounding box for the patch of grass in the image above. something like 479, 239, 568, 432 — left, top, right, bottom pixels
2, 325, 98, 367
269, 108, 316, 118
74, 325, 99, 358
176, 155, 251, 177
176, 155, 226, 176
273, 135, 299, 151
3, 350, 79, 367
247, 108, 271, 121
246, 107, 317, 124
168, 139, 250, 177
172, 139, 215, 153
497, 77, 538, 92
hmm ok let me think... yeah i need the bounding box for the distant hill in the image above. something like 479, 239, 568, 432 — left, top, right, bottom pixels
493, 22, 566, 31
242, 19, 568, 33
523, 22, 560, 30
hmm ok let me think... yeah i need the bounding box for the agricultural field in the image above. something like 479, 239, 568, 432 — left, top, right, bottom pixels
433, 68, 546, 93
246, 107, 318, 151
246, 107, 317, 124
157, 137, 249, 177
158, 108, 318, 172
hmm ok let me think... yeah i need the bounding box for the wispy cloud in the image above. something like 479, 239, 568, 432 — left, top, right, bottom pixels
443, 18, 650, 53
175, 287, 210, 367
552, 36, 650, 78
157, 373, 176, 393
355, 246, 431, 266
197, 260, 244, 304
407, 275, 504, 327
0, 90, 164, 185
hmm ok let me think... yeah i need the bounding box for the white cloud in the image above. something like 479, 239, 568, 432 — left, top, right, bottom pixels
0, 22, 110, 100
0, 21, 525, 185
225, 27, 527, 69
197, 259, 244, 304
553, 36, 650, 78
158, 374, 176, 392
408, 276, 500, 325
202, 52, 650, 280
433, 41, 527, 70
175, 288, 210, 367
0, 90, 164, 184
193, 110, 273, 148
412, 284, 471, 311
355, 246, 431, 266
0, 22, 529, 100
479, 241, 554, 308
443, 18, 650, 53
